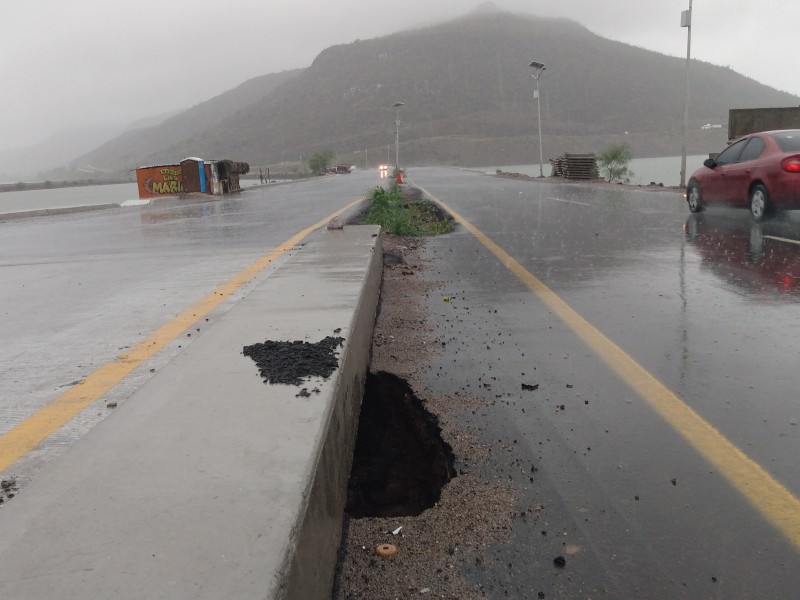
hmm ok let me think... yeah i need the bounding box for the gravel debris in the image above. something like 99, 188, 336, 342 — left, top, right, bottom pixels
332, 235, 517, 599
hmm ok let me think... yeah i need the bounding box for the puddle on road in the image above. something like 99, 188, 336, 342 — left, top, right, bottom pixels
345, 371, 455, 518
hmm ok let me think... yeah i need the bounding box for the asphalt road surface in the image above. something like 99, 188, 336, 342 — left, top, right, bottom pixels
3, 166, 800, 597
408, 167, 800, 598
0, 172, 376, 481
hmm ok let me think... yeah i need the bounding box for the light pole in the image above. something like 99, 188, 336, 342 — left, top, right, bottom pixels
529, 61, 546, 177
393, 102, 404, 170
679, 1, 693, 188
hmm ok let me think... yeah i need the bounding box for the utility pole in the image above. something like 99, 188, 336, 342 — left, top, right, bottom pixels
680, 0, 693, 188
529, 61, 546, 178
393, 102, 405, 170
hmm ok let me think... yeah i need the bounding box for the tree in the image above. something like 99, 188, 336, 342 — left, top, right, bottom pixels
598, 142, 634, 183
308, 150, 336, 175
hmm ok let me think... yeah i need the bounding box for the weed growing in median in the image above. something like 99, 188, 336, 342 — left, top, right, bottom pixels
362, 186, 453, 236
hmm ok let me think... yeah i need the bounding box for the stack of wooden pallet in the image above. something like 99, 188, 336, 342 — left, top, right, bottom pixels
550, 153, 598, 180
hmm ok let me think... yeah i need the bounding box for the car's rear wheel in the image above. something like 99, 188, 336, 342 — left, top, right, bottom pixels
686, 181, 703, 213
750, 184, 771, 222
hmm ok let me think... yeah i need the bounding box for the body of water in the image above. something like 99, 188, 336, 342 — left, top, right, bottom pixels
0, 183, 141, 214
487, 154, 709, 188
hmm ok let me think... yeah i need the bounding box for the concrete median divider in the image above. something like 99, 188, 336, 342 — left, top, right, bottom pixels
0, 225, 383, 599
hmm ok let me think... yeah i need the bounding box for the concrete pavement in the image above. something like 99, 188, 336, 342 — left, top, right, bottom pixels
0, 224, 382, 599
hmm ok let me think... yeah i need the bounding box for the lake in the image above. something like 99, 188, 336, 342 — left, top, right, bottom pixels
0, 183, 141, 214
486, 154, 709, 187
0, 179, 267, 215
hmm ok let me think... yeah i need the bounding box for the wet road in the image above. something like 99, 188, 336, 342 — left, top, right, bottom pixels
4, 165, 800, 597
0, 172, 376, 480
409, 167, 800, 598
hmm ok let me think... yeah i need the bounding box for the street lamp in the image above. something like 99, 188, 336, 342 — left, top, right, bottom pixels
679, 1, 693, 188
393, 102, 404, 170
529, 61, 546, 178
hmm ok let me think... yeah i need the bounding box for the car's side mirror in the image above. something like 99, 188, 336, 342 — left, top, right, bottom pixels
703, 158, 717, 169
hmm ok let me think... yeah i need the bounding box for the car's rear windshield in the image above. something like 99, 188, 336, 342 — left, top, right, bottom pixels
771, 131, 800, 152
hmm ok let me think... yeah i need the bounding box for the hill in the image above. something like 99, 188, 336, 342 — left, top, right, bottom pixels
68, 10, 799, 175
67, 69, 302, 177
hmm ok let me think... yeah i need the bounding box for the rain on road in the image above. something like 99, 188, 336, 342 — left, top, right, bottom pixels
408, 167, 800, 598
3, 166, 800, 597
0, 172, 375, 481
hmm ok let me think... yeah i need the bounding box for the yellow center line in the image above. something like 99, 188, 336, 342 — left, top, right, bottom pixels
764, 235, 800, 246
0, 199, 363, 472
417, 183, 800, 551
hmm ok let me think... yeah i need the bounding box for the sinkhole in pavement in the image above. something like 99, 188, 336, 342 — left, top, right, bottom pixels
346, 371, 456, 518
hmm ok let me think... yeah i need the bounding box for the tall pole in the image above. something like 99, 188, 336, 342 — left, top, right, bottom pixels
530, 61, 546, 178
393, 102, 404, 170
680, 0, 693, 188
536, 77, 544, 177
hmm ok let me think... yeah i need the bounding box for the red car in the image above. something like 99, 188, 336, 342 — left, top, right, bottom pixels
686, 129, 800, 221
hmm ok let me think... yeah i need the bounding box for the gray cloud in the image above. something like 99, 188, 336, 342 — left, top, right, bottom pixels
0, 0, 795, 152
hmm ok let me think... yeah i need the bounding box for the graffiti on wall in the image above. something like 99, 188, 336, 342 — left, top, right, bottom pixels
136, 165, 183, 199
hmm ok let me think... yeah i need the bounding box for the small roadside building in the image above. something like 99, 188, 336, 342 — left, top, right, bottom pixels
135, 164, 184, 198
135, 158, 250, 199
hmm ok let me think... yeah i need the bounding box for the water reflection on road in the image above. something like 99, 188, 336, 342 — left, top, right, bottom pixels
685, 212, 800, 301
410, 167, 800, 598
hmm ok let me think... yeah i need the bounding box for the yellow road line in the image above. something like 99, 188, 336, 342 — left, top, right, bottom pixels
417, 184, 800, 551
0, 199, 363, 472
764, 235, 800, 246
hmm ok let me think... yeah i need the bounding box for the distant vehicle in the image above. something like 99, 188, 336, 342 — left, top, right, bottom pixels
336, 164, 352, 174
686, 129, 800, 221
379, 164, 389, 178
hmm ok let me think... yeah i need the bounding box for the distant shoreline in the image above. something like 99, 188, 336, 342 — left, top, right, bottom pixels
0, 179, 134, 194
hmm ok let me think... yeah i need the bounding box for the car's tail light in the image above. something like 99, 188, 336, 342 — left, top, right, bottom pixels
781, 156, 800, 173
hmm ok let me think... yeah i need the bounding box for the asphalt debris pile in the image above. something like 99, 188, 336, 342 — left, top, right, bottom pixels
243, 335, 345, 386
346, 371, 456, 518
0, 478, 18, 504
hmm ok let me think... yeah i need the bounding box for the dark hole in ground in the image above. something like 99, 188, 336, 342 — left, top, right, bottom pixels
346, 371, 456, 518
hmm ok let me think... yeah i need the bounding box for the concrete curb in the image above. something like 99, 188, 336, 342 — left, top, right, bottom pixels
0, 203, 120, 221
0, 225, 383, 599
280, 226, 382, 599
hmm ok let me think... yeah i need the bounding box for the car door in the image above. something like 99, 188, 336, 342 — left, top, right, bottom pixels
703, 137, 748, 202
723, 136, 766, 206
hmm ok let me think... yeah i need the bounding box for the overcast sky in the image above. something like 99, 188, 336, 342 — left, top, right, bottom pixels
1, 0, 796, 152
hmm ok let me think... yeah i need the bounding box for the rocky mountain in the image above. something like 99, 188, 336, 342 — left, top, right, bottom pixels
66, 69, 302, 178
66, 9, 799, 175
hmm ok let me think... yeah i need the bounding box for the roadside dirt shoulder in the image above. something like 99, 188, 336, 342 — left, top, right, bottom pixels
331, 235, 516, 599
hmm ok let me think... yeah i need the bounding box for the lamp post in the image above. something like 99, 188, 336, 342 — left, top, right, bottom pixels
529, 61, 546, 177
393, 102, 404, 170
679, 0, 693, 189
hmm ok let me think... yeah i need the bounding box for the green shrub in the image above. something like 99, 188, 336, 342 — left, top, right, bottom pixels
598, 142, 634, 183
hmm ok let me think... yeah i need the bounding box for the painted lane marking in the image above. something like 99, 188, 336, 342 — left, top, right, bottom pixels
0, 199, 363, 472
547, 197, 592, 206
764, 235, 800, 246
417, 184, 800, 551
